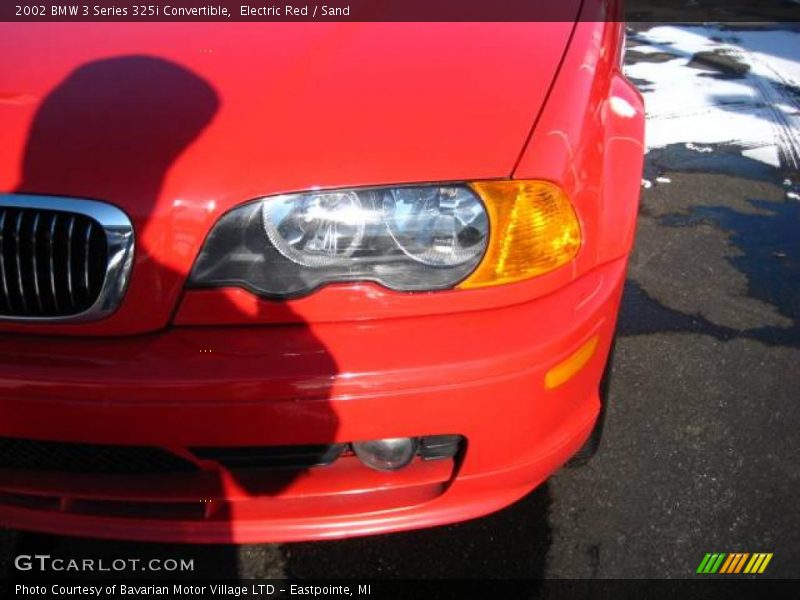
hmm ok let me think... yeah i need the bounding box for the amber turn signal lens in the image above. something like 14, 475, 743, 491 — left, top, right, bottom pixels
458, 181, 581, 289
545, 335, 599, 390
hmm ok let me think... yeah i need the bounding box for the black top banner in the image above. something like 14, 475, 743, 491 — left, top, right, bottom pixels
1, 0, 799, 22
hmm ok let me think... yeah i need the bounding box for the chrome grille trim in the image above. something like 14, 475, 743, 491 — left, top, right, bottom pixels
0, 194, 134, 323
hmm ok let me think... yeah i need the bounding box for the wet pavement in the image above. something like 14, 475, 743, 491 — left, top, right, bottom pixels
2, 24, 800, 581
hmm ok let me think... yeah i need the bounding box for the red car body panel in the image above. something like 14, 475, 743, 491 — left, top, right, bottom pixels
0, 0, 645, 543
0, 17, 578, 335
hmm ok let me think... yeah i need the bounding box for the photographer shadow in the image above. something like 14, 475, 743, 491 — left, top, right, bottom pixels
5, 55, 338, 579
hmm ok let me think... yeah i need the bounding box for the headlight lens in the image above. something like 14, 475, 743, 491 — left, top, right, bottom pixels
189, 185, 489, 298
383, 186, 487, 267
261, 190, 367, 267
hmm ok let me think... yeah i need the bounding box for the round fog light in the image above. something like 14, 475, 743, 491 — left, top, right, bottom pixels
352, 438, 419, 471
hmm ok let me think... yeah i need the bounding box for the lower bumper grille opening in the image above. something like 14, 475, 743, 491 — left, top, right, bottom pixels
0, 436, 465, 475
0, 437, 199, 474
69, 499, 208, 521
0, 434, 465, 526
190, 444, 347, 469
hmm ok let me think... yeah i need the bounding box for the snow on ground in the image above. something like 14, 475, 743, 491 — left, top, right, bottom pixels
625, 25, 800, 172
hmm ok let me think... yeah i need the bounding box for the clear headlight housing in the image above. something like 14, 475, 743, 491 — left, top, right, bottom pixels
189, 185, 490, 298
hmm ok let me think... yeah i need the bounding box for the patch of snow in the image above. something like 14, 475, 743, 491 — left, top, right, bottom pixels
685, 142, 714, 153
742, 146, 781, 166
626, 25, 800, 170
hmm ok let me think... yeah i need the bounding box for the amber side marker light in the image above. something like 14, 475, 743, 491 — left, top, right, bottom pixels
545, 335, 600, 390
459, 180, 581, 289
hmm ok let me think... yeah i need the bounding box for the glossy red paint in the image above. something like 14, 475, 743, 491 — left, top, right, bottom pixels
0, 17, 579, 336
0, 258, 624, 542
0, 1, 644, 543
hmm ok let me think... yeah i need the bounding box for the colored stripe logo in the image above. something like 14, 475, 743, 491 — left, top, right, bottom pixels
697, 553, 773, 574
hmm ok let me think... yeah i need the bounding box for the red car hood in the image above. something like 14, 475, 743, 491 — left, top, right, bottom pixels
0, 19, 579, 334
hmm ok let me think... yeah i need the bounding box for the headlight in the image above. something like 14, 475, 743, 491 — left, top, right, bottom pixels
261, 190, 367, 267
189, 184, 489, 297
188, 181, 580, 298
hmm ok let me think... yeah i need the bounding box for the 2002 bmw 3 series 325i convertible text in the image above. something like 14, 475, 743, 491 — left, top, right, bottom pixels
0, 2, 643, 543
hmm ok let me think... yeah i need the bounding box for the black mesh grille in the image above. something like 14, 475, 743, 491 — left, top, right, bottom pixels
0, 207, 108, 317
0, 437, 199, 474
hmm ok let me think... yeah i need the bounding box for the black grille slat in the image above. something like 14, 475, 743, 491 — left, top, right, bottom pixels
0, 207, 107, 318
13, 211, 28, 313
0, 210, 10, 312
83, 221, 92, 295
66, 215, 75, 311
30, 212, 44, 312
48, 213, 59, 312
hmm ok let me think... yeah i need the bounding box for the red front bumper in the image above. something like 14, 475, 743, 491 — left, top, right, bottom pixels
0, 257, 625, 543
